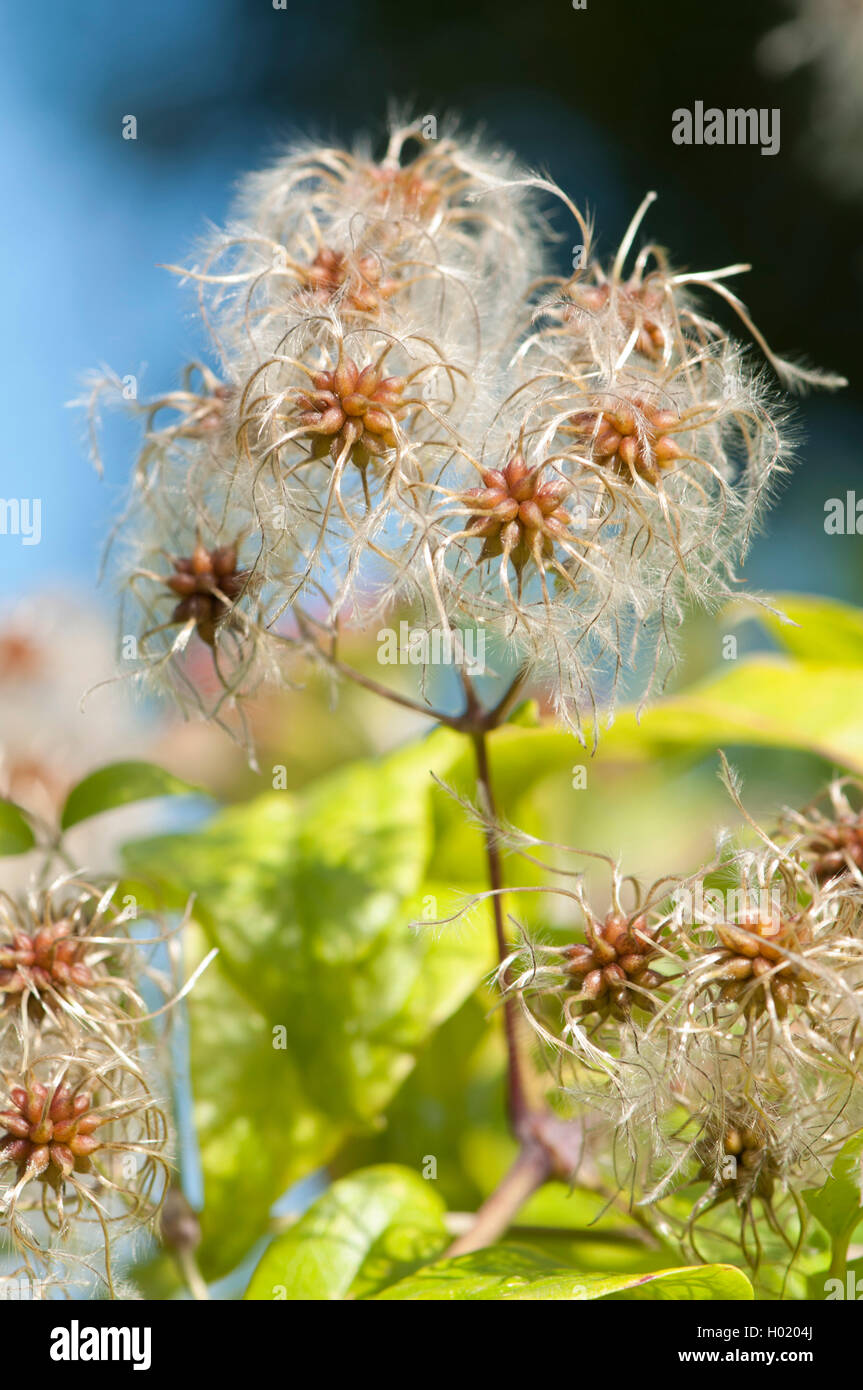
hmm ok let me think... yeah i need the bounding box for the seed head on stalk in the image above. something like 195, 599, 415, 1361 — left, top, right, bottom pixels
0, 874, 186, 1059
775, 774, 863, 887
90, 122, 844, 748
0, 1044, 170, 1297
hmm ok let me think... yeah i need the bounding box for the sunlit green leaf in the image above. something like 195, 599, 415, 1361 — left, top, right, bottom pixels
0, 800, 36, 855
475, 659, 863, 774
748, 594, 863, 666
61, 760, 206, 829
808, 1253, 863, 1301
332, 990, 509, 1210
245, 1165, 447, 1300
181, 926, 338, 1279
373, 1246, 754, 1300
803, 1131, 863, 1240
124, 732, 490, 1278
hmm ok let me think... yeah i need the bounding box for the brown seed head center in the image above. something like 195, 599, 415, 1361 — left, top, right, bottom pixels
165, 541, 248, 647
569, 397, 683, 483
0, 919, 93, 998
459, 452, 575, 573
0, 1081, 102, 1182
565, 911, 662, 1019
297, 358, 407, 466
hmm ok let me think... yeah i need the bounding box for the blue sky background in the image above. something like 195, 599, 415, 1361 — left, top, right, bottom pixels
1, 0, 861, 608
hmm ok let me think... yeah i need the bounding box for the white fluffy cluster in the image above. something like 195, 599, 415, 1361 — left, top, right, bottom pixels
492, 774, 863, 1261
96, 117, 840, 737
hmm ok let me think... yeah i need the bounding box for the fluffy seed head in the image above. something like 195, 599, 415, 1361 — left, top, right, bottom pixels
89, 122, 842, 739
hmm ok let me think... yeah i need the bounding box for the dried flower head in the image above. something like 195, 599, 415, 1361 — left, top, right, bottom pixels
776, 774, 863, 887
484, 765, 863, 1246
301, 246, 400, 314
162, 540, 250, 648
539, 189, 845, 391
660, 848, 863, 1103
562, 912, 664, 1021
294, 355, 408, 466
116, 444, 294, 741
0, 876, 168, 1055
2, 1079, 105, 1184
0, 1044, 169, 1295
189, 115, 542, 352
90, 121, 842, 743
566, 397, 684, 486
703, 910, 813, 1018
644, 1078, 817, 1274
492, 845, 680, 1072
452, 449, 575, 578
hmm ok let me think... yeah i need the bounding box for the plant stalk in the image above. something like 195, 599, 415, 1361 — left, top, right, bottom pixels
471, 725, 529, 1134
444, 1143, 552, 1257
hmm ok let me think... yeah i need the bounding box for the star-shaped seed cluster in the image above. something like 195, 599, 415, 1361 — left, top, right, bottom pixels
368, 165, 441, 218
0, 919, 93, 999
696, 1115, 777, 1199
565, 912, 662, 1020
0, 1081, 102, 1182
304, 247, 398, 314
709, 915, 811, 1018
569, 398, 683, 483
805, 819, 863, 885
165, 541, 248, 647
460, 452, 574, 573
297, 358, 407, 465
565, 277, 667, 359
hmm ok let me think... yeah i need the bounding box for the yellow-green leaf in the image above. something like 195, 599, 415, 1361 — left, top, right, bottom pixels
373, 1246, 754, 1300
750, 594, 863, 665
124, 732, 489, 1279
0, 800, 36, 855
245, 1166, 447, 1300
61, 761, 206, 829
803, 1131, 863, 1240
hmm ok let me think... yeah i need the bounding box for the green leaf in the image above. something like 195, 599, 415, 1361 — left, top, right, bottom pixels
749, 594, 863, 666
601, 659, 863, 769
245, 1166, 447, 1300
0, 800, 36, 855
803, 1131, 863, 1240
180, 926, 338, 1279
61, 761, 206, 830
124, 731, 490, 1278
373, 1246, 754, 1300
332, 991, 509, 1211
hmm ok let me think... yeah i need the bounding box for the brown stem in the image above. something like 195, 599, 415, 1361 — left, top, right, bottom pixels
443, 1143, 552, 1258
319, 653, 467, 730
296, 607, 530, 737
471, 724, 529, 1134
310, 644, 576, 1252
289, 612, 460, 728
484, 662, 531, 729
316, 649, 536, 1135
176, 1247, 211, 1301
